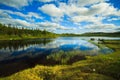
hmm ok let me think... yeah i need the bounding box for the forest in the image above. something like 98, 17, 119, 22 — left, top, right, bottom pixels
0, 23, 57, 40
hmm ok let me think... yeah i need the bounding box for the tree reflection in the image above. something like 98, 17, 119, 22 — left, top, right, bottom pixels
0, 39, 53, 51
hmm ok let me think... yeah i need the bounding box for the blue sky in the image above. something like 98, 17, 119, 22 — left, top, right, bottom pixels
0, 0, 120, 34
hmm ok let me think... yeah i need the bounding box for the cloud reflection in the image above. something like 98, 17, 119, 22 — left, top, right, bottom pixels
0, 37, 113, 62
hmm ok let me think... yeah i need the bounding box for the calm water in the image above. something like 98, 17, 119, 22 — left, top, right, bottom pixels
0, 37, 119, 77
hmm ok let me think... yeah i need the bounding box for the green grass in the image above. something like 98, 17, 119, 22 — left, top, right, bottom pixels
0, 40, 120, 80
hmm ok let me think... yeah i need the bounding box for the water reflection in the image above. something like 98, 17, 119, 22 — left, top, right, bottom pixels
0, 39, 53, 61
0, 37, 114, 64
0, 37, 114, 77
0, 39, 52, 51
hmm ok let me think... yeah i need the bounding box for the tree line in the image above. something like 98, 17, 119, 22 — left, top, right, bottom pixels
61, 32, 120, 37
0, 23, 57, 39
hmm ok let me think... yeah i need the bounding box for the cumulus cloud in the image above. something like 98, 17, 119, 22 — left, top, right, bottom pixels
59, 3, 88, 16
71, 16, 102, 24
39, 1, 120, 23
60, 1, 120, 31
39, 4, 63, 17
0, 0, 32, 9
59, 2, 119, 22
68, 0, 107, 6
89, 2, 118, 16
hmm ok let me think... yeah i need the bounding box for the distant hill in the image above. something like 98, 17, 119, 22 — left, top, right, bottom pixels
61, 32, 120, 37
80, 32, 120, 37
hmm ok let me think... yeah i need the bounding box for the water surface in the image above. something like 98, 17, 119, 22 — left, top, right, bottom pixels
0, 37, 118, 77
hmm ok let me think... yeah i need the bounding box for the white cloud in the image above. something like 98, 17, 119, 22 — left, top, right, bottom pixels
60, 2, 119, 19
58, 3, 104, 24
68, 0, 107, 6
71, 16, 102, 24
85, 23, 116, 29
59, 3, 88, 16
107, 17, 120, 21
39, 4, 63, 17
0, 0, 32, 9
0, 12, 11, 18
0, 18, 32, 28
89, 2, 118, 16
36, 22, 66, 30
38, 1, 120, 25
59, 2, 120, 29
0, 9, 43, 22
27, 12, 42, 19
38, 0, 53, 2
34, 21, 75, 33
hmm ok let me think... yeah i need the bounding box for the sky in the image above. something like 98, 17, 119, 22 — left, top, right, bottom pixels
0, 0, 120, 34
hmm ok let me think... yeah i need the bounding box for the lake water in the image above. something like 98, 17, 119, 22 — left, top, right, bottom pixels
0, 37, 119, 77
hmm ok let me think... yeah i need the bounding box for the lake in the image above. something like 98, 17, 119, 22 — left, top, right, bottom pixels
0, 37, 119, 77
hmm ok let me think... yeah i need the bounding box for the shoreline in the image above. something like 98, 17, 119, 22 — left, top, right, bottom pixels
0, 40, 120, 80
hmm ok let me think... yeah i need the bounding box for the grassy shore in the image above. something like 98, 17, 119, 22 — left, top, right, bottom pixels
0, 40, 120, 80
